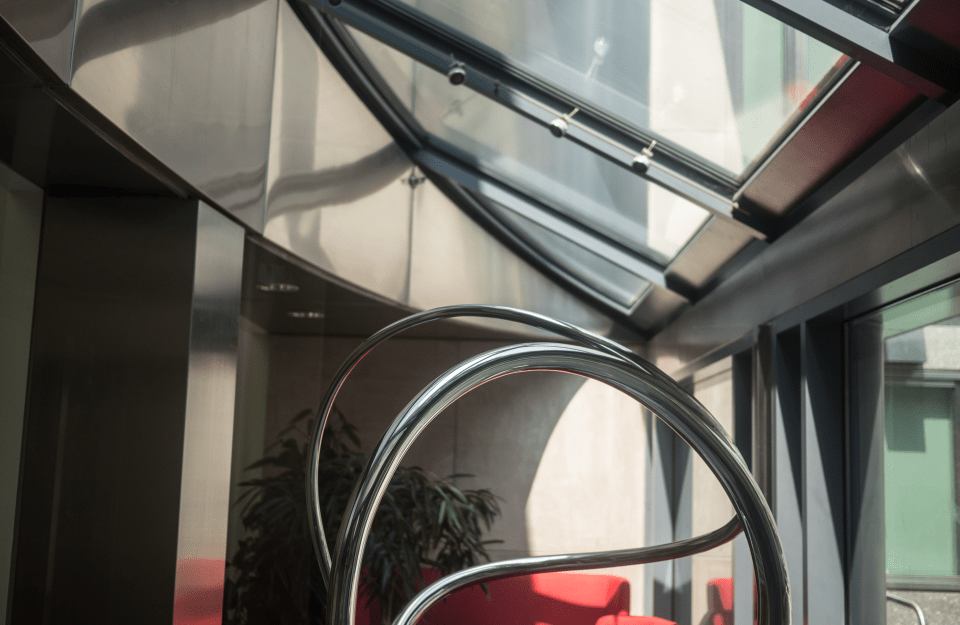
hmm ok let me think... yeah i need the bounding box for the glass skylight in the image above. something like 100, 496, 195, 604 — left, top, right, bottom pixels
488, 200, 652, 309
389, 0, 844, 176
350, 26, 710, 262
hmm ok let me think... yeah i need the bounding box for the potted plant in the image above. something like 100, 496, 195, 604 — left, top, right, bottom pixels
224, 408, 501, 625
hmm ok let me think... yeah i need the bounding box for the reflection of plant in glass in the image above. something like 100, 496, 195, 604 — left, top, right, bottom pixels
224, 408, 501, 625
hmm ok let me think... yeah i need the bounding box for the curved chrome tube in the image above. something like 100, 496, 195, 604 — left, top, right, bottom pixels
307, 305, 727, 584
322, 341, 790, 625
887, 592, 926, 625
391, 516, 742, 625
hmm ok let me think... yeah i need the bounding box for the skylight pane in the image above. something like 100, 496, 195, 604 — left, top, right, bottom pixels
350, 26, 709, 261
488, 200, 651, 309
391, 0, 844, 175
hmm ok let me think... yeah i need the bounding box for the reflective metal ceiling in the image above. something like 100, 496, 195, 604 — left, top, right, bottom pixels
293, 0, 959, 332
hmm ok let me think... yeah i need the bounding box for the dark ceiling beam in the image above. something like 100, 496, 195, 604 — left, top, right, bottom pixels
739, 0, 960, 101
736, 62, 932, 227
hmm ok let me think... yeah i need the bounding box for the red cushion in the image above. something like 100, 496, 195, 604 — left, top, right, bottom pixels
357, 569, 630, 625
596, 615, 677, 625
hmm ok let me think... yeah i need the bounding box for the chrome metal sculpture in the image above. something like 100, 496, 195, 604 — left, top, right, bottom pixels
307, 305, 790, 625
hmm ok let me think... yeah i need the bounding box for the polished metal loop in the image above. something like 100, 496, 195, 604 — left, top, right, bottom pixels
392, 516, 742, 625
307, 304, 726, 585
322, 341, 790, 625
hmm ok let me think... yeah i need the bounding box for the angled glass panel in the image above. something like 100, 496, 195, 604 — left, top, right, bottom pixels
388, 0, 844, 175
349, 26, 709, 262
485, 199, 651, 310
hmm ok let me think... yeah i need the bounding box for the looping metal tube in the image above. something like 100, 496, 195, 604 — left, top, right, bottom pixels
391, 516, 742, 625
321, 340, 790, 625
307, 305, 728, 584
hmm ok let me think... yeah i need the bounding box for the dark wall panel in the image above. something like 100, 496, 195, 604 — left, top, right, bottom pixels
12, 197, 198, 624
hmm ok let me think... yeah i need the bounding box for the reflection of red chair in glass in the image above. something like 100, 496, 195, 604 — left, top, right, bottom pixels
172, 558, 225, 625
705, 578, 733, 625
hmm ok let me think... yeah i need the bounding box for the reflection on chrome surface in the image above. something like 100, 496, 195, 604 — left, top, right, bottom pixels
308, 305, 791, 625
70, 0, 277, 228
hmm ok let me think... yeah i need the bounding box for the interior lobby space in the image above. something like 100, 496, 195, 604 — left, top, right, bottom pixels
2, 1, 960, 624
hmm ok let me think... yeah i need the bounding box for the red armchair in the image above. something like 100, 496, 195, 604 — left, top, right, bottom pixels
356, 570, 632, 625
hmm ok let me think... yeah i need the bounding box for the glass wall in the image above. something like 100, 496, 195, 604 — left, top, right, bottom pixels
690, 359, 736, 625
667, 356, 752, 625
850, 280, 960, 624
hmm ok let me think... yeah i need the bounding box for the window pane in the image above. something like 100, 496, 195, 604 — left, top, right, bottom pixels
485, 199, 651, 309
690, 362, 736, 625
350, 26, 710, 261
884, 383, 958, 576
851, 278, 960, 616
392, 0, 844, 174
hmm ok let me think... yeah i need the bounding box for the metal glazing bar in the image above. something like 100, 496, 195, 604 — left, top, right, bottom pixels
738, 0, 957, 99
322, 340, 790, 625
302, 0, 759, 228
504, 89, 742, 212
392, 517, 743, 625
415, 149, 671, 288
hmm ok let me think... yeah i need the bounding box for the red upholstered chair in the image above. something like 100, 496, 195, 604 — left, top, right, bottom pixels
357, 569, 631, 625
706, 578, 734, 625
595, 613, 677, 625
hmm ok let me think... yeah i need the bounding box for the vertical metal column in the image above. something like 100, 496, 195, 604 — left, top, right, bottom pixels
732, 351, 754, 625
10, 197, 244, 624
646, 413, 679, 620
847, 315, 887, 625
774, 328, 804, 625
800, 318, 846, 625
172, 203, 245, 624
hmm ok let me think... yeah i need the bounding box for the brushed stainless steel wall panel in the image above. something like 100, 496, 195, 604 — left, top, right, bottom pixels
70, 0, 280, 230
264, 0, 412, 301
173, 202, 244, 625
0, 0, 76, 82
649, 97, 960, 371
408, 179, 622, 338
